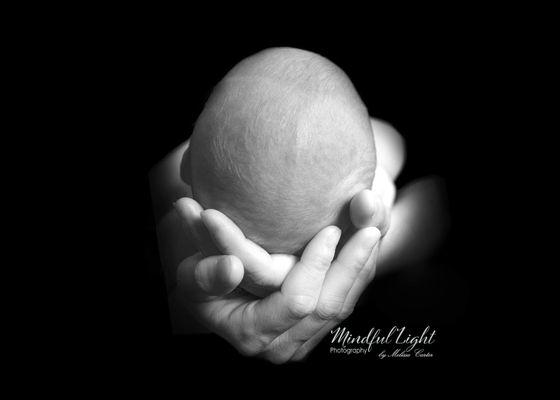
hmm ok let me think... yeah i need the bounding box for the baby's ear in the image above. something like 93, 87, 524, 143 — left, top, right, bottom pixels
179, 145, 192, 185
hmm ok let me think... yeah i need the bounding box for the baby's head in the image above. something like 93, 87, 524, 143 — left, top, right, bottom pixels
183, 48, 376, 254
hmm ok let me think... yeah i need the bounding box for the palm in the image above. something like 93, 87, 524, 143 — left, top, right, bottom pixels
175, 209, 381, 363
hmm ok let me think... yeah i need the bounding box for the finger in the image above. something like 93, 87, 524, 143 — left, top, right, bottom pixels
350, 190, 376, 228
261, 313, 332, 363
246, 226, 340, 338
317, 227, 380, 319
248, 291, 316, 339
281, 226, 341, 300
261, 228, 380, 362
249, 228, 372, 346
186, 286, 256, 343
289, 243, 381, 361
270, 254, 298, 276
176, 253, 244, 302
350, 190, 389, 235
291, 319, 338, 361
201, 209, 290, 295
174, 198, 220, 256
345, 242, 380, 308
195, 255, 245, 296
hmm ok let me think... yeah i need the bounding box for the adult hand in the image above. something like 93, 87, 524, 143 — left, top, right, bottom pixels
174, 164, 393, 298
172, 198, 381, 363
173, 198, 298, 298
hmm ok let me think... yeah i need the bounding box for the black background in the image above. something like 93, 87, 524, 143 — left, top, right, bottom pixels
89, 26, 496, 377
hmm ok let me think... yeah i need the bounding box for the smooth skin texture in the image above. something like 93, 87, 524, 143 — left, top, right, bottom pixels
187, 48, 376, 256
151, 116, 448, 362
162, 117, 402, 362
173, 198, 381, 363
150, 118, 403, 293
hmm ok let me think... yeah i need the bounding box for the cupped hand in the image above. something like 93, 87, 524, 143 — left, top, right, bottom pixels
172, 199, 381, 363
173, 198, 298, 297
175, 167, 393, 298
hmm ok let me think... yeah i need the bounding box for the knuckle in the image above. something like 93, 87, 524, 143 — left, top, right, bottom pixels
300, 254, 332, 278
236, 334, 268, 357
314, 299, 343, 321
338, 306, 355, 321
286, 295, 315, 319
313, 249, 334, 269
235, 310, 270, 356
346, 259, 366, 275
237, 342, 261, 357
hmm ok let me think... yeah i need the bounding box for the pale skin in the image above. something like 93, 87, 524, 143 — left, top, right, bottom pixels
172, 202, 381, 363
149, 117, 444, 363
150, 118, 403, 290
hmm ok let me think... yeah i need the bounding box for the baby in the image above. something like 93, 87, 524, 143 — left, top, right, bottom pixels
181, 47, 378, 255
149, 48, 451, 344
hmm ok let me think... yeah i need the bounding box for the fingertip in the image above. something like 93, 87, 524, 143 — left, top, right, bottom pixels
200, 209, 221, 229
174, 197, 201, 216
201, 209, 244, 241
173, 198, 186, 213
174, 197, 191, 208
313, 225, 342, 250
327, 225, 342, 246
350, 190, 377, 228
194, 255, 244, 296
323, 224, 341, 236
362, 226, 382, 244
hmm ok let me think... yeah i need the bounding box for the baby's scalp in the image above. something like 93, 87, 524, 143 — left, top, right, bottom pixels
187, 47, 376, 254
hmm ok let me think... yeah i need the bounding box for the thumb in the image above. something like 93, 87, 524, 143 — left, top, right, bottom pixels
177, 253, 244, 302
349, 189, 390, 235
